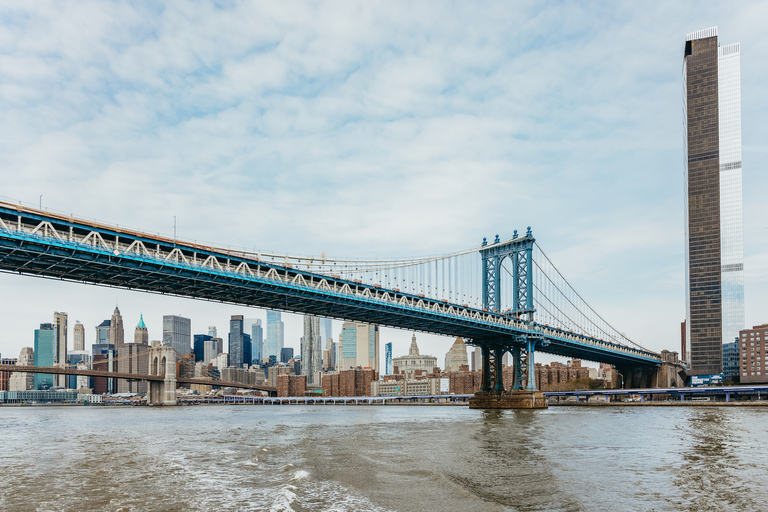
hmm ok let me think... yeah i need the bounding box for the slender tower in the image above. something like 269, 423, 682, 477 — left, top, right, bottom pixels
684, 27, 744, 377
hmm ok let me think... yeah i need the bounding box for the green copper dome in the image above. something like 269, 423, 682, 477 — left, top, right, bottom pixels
137, 314, 147, 329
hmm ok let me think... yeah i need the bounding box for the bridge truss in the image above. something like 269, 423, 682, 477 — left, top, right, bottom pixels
0, 200, 661, 394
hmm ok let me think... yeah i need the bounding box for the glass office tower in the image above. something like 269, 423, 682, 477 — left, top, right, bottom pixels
684, 26, 744, 376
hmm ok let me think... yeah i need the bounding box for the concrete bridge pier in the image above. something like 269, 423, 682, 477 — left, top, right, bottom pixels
147, 344, 177, 405
618, 351, 686, 390
469, 341, 547, 409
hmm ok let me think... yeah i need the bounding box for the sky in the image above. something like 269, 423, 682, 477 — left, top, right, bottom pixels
1, 1, 767, 366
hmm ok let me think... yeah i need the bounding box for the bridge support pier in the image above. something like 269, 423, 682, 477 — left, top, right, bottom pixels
469, 341, 547, 409
147, 344, 177, 405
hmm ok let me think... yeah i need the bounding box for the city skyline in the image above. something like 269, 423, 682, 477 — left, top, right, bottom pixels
1, 3, 768, 364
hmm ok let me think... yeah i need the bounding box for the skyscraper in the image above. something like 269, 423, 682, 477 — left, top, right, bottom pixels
301, 315, 322, 385
34, 323, 55, 390
251, 319, 263, 365
320, 317, 333, 344
134, 314, 149, 345
163, 315, 191, 357
684, 27, 744, 376
266, 311, 285, 358
385, 342, 392, 376
228, 315, 251, 368
53, 312, 67, 387
338, 322, 379, 372
73, 322, 85, 351
109, 307, 124, 347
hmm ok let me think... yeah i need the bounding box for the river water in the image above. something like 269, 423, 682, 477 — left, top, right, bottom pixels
1, 405, 767, 511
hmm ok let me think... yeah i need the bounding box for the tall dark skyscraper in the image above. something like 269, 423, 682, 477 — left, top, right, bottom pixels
683, 26, 744, 377
228, 315, 251, 368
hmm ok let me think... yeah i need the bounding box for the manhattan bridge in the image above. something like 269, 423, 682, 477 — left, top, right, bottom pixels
0, 200, 683, 406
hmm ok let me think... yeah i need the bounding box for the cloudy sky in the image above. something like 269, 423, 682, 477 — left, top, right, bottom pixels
1, 1, 767, 365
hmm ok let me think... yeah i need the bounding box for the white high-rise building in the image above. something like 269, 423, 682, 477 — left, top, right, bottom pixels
73, 322, 85, 351
53, 312, 68, 387
266, 311, 284, 359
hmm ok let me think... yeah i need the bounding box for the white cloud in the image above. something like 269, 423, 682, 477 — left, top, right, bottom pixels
1, 1, 767, 362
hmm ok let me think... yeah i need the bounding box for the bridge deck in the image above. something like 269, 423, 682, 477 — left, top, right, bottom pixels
0, 365, 276, 393
0, 201, 660, 367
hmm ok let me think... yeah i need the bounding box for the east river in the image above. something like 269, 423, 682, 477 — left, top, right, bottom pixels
1, 405, 767, 511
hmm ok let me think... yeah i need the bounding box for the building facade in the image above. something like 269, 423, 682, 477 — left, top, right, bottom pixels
53, 312, 68, 387
339, 322, 379, 372
9, 347, 34, 391
34, 323, 55, 390
73, 322, 85, 351
301, 315, 322, 385
444, 337, 469, 372
251, 319, 263, 365
393, 334, 437, 378
739, 324, 768, 383
266, 311, 285, 359
228, 315, 251, 369
684, 27, 744, 376
163, 315, 192, 357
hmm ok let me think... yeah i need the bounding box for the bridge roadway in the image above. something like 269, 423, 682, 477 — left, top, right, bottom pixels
0, 365, 277, 394
0, 201, 660, 367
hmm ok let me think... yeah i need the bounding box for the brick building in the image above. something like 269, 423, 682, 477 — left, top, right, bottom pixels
321, 368, 377, 396
740, 324, 768, 383
277, 374, 307, 397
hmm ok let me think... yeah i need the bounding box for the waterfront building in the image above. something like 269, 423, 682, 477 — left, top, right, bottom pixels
266, 311, 285, 358
280, 347, 294, 364
301, 315, 322, 385
135, 314, 149, 345
277, 374, 307, 397
321, 367, 377, 397
684, 27, 745, 376
194, 334, 213, 362
73, 321, 85, 351
34, 323, 55, 390
0, 390, 79, 404
9, 348, 34, 391
444, 337, 469, 372
163, 315, 192, 357
371, 377, 440, 397
385, 342, 392, 375
0, 356, 16, 391
723, 339, 740, 383
251, 319, 263, 365
393, 334, 438, 378
739, 324, 768, 383
339, 322, 379, 372
53, 312, 68, 387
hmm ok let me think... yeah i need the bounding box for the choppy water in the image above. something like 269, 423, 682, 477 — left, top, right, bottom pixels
1, 405, 767, 511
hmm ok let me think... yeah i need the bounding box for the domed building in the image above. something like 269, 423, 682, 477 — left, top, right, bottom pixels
392, 333, 437, 378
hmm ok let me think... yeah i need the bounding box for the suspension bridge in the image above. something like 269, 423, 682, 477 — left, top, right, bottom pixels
0, 200, 683, 407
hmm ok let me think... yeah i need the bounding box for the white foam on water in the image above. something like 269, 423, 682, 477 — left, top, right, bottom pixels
269, 485, 298, 512
292, 470, 309, 480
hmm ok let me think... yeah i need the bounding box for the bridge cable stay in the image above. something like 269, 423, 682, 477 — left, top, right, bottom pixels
529, 244, 650, 352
